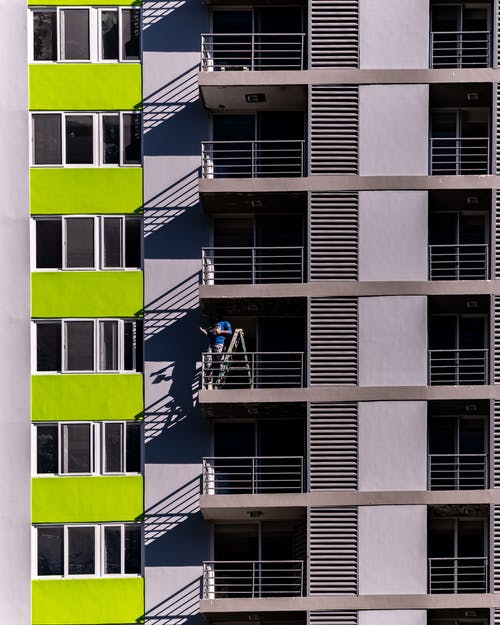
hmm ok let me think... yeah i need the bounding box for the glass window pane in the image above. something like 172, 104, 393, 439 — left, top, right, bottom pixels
37, 425, 58, 474
135, 320, 143, 372
33, 114, 62, 165
126, 423, 141, 473
37, 321, 62, 372
104, 526, 122, 574
122, 114, 141, 164
62, 424, 92, 473
66, 321, 94, 371
101, 10, 119, 60
102, 115, 120, 165
123, 321, 135, 371
104, 423, 123, 472
121, 9, 140, 60
103, 217, 123, 267
37, 527, 63, 576
33, 10, 57, 61
99, 321, 119, 371
61, 9, 90, 60
65, 115, 93, 165
124, 525, 141, 574
36, 219, 62, 269
65, 218, 94, 268
68, 527, 95, 575
125, 218, 141, 268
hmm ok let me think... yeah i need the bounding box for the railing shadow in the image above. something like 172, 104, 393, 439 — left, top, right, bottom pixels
143, 65, 199, 136
142, 578, 203, 625
144, 170, 206, 259
143, 0, 207, 52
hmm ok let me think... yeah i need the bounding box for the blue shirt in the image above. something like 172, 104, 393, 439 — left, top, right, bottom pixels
210, 320, 232, 346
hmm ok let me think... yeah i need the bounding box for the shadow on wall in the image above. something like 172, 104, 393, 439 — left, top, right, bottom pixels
144, 169, 207, 259
143, 578, 204, 625
144, 273, 209, 462
143, 65, 203, 156
143, 0, 208, 52
144, 476, 209, 565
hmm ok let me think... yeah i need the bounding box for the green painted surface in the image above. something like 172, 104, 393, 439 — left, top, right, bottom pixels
30, 64, 141, 111
32, 374, 144, 421
32, 475, 143, 523
29, 0, 140, 5
32, 578, 144, 624
32, 271, 143, 317
30, 168, 143, 214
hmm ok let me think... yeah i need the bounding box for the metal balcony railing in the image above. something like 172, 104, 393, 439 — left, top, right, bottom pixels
428, 349, 489, 385
202, 560, 304, 598
202, 351, 304, 389
201, 140, 305, 178
430, 137, 490, 175
430, 31, 491, 68
202, 456, 304, 494
201, 246, 304, 285
428, 453, 488, 490
429, 244, 489, 280
201, 33, 305, 71
428, 556, 488, 593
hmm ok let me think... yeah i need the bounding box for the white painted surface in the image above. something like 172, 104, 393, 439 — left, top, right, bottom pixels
0, 0, 30, 621
358, 402, 427, 491
359, 192, 428, 281
360, 0, 429, 69
359, 85, 429, 176
358, 506, 427, 594
360, 611, 427, 625
359, 296, 428, 386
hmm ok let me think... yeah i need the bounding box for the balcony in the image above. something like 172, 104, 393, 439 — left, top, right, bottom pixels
429, 244, 489, 280
430, 31, 491, 68
428, 453, 488, 490
428, 349, 488, 385
202, 560, 304, 598
202, 246, 304, 285
201, 33, 305, 71
429, 137, 489, 175
202, 456, 304, 494
202, 351, 304, 389
202, 140, 304, 178
428, 556, 488, 593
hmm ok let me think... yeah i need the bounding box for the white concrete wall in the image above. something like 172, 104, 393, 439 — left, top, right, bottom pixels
360, 611, 427, 625
358, 191, 428, 281
143, 0, 210, 621
359, 85, 429, 176
358, 402, 427, 491
0, 0, 30, 622
358, 296, 428, 387
359, 0, 429, 69
358, 506, 427, 595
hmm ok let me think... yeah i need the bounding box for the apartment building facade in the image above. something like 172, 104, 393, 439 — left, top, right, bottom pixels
4, 0, 500, 623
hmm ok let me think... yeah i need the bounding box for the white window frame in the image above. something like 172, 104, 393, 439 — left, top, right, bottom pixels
30, 112, 142, 167
29, 6, 141, 63
33, 523, 143, 578
33, 318, 141, 373
31, 215, 143, 272
33, 421, 142, 476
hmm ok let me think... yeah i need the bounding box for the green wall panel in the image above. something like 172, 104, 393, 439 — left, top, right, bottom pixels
32, 476, 143, 522
30, 168, 143, 214
32, 271, 143, 317
30, 64, 142, 110
32, 578, 144, 624
32, 374, 143, 421
29, 0, 140, 5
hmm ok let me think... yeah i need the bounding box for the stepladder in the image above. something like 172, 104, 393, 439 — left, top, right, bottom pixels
212, 328, 253, 389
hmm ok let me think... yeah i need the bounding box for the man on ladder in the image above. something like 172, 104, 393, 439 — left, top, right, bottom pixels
201, 314, 233, 388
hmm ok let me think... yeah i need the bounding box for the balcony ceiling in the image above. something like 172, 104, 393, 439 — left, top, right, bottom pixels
200, 83, 307, 112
